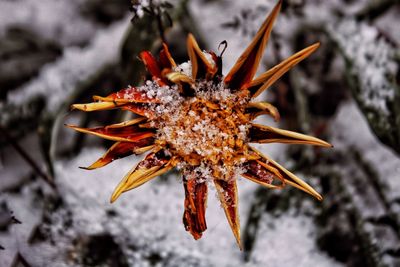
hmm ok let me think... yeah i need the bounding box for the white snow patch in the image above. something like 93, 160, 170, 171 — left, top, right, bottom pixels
329, 101, 400, 202
7, 17, 130, 112
250, 214, 343, 267
328, 19, 397, 115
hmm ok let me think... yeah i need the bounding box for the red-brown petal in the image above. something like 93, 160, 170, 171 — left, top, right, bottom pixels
81, 137, 155, 170
214, 179, 242, 249
94, 87, 158, 104
224, 0, 282, 90
187, 33, 217, 80
121, 103, 155, 118
66, 123, 154, 142
140, 51, 168, 85
159, 43, 177, 69
182, 172, 208, 240
247, 147, 323, 200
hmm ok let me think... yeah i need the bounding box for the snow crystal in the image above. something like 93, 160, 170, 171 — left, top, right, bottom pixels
174, 61, 193, 77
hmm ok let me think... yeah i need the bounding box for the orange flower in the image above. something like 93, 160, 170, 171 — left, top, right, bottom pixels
67, 0, 331, 249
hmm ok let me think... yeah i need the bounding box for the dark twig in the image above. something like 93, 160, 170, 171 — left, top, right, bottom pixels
12, 253, 33, 267
155, 6, 167, 43
0, 126, 55, 189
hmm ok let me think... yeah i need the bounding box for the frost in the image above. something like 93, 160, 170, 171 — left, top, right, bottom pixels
174, 61, 193, 77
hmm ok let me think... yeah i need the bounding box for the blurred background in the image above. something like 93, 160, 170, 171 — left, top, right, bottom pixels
1, 0, 400, 266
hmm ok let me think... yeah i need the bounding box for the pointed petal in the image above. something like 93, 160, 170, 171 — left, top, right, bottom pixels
71, 102, 124, 112
214, 179, 242, 249
249, 146, 322, 200
249, 124, 332, 147
224, 0, 282, 90
249, 43, 320, 97
246, 102, 280, 121
93, 87, 159, 104
81, 138, 155, 170
159, 43, 177, 69
182, 172, 208, 240
66, 122, 154, 142
187, 33, 217, 80
110, 150, 174, 202
140, 51, 168, 85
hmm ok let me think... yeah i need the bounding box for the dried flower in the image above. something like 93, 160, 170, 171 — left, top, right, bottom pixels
67, 0, 331, 249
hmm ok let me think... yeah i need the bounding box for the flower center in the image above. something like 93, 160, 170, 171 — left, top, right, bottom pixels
152, 80, 250, 180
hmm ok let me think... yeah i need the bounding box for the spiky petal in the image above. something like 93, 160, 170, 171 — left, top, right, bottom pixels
214, 179, 242, 249
249, 123, 332, 147
110, 150, 174, 202
224, 0, 282, 90
248, 42, 320, 97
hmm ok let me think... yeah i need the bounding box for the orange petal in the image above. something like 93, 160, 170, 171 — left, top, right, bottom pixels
81, 138, 155, 170
249, 42, 320, 97
246, 102, 280, 121
214, 179, 242, 249
182, 172, 208, 240
224, 0, 282, 90
248, 146, 323, 200
187, 33, 217, 80
66, 121, 154, 142
110, 150, 174, 202
249, 123, 332, 147
159, 43, 177, 69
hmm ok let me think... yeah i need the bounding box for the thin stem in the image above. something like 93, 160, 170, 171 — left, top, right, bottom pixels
0, 126, 55, 189
156, 6, 167, 43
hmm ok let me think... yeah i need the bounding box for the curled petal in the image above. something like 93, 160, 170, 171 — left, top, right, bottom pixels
81, 138, 155, 170
248, 147, 322, 200
66, 120, 154, 142
249, 123, 332, 147
187, 33, 217, 80
110, 150, 174, 202
166, 72, 194, 85
249, 43, 320, 97
214, 179, 242, 249
246, 102, 280, 121
183, 172, 208, 240
224, 0, 282, 90
159, 43, 177, 69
